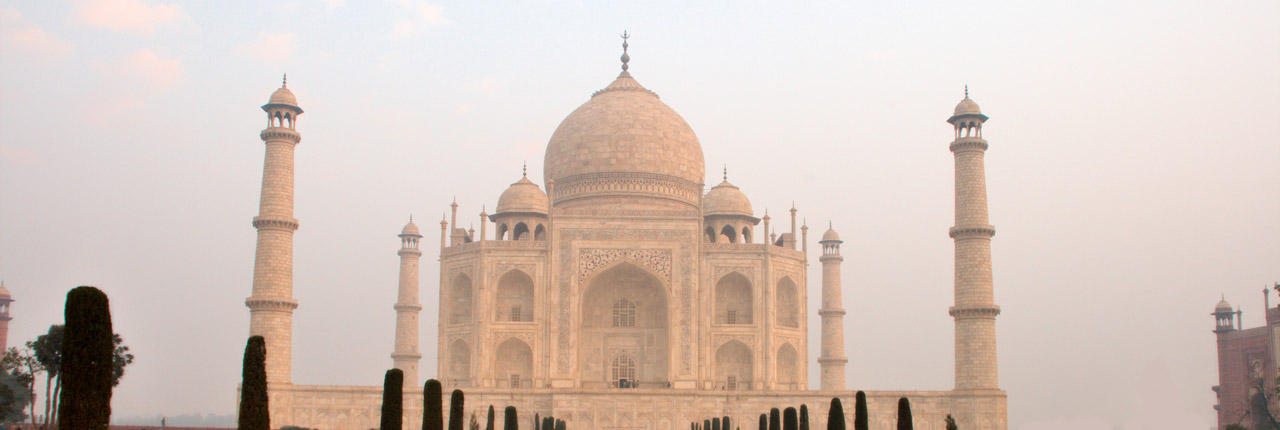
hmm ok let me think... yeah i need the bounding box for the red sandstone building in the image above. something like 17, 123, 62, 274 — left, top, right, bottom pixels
1214, 287, 1280, 429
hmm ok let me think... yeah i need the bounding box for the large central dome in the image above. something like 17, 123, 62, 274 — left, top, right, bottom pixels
543, 70, 705, 210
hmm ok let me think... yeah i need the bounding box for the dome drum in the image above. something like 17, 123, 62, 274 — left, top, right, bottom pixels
550, 172, 702, 210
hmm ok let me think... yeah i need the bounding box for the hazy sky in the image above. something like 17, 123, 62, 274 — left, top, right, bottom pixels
1, 0, 1277, 428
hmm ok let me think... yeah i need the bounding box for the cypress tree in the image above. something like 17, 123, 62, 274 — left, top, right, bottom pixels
58, 286, 114, 430
723, 416, 731, 430
504, 406, 517, 430
237, 336, 268, 430
853, 392, 867, 430
799, 405, 808, 430
554, 419, 564, 430
380, 369, 404, 430
944, 414, 957, 430
487, 406, 495, 430
896, 398, 912, 430
543, 417, 553, 430
826, 398, 845, 430
769, 408, 780, 430
423, 379, 443, 430
713, 417, 721, 430
449, 389, 465, 430
535, 413, 540, 430
704, 419, 711, 430
759, 414, 767, 430
783, 407, 798, 430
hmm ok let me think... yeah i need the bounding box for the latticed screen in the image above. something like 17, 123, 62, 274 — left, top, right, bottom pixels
611, 355, 636, 387
727, 375, 737, 390
510, 374, 521, 388
510, 306, 521, 322
612, 299, 636, 327
727, 310, 737, 324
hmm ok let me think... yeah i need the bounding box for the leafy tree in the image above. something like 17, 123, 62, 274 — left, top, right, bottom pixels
379, 369, 403, 430
1225, 425, 1248, 430
486, 405, 495, 430
0, 347, 37, 424
57, 286, 114, 430
853, 392, 867, 430
503, 406, 517, 430
896, 398, 912, 430
0, 370, 30, 422
783, 407, 798, 430
448, 389, 465, 430
237, 336, 269, 430
423, 379, 443, 430
26, 324, 132, 428
944, 414, 957, 430
469, 410, 480, 430
826, 398, 845, 430
799, 405, 808, 430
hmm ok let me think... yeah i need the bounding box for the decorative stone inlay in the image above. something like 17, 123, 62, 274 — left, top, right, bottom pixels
577, 249, 672, 284
496, 331, 535, 347
447, 332, 470, 345
494, 263, 537, 279
711, 266, 755, 283
775, 271, 800, 285
712, 333, 756, 348
447, 265, 471, 281
558, 229, 695, 374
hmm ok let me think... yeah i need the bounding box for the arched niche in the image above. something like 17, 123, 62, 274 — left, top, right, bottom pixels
513, 222, 530, 240
579, 263, 669, 388
534, 224, 546, 241
720, 224, 738, 243
497, 224, 509, 241
448, 339, 471, 387
495, 269, 534, 322
705, 226, 716, 243
451, 274, 473, 324
714, 340, 753, 390
714, 272, 752, 324
494, 338, 533, 388
776, 343, 798, 390
776, 276, 800, 328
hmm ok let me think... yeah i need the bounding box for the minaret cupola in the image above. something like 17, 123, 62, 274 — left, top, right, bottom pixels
1213, 296, 1237, 334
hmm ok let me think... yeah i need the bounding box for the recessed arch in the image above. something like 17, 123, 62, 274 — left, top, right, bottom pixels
776, 343, 799, 390
533, 224, 546, 241
495, 269, 534, 322
496, 223, 509, 241
715, 272, 752, 324
448, 339, 471, 387
513, 222, 530, 240
720, 224, 738, 243
579, 262, 669, 388
705, 226, 717, 243
450, 273, 473, 324
776, 276, 799, 328
714, 340, 753, 390
494, 338, 533, 388
742, 226, 752, 244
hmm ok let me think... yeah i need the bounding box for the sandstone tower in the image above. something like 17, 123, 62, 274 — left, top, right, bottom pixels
246, 76, 302, 384
393, 218, 424, 386
0, 282, 13, 351
818, 224, 847, 390
948, 88, 1001, 391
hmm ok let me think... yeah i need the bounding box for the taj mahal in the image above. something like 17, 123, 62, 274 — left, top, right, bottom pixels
242, 37, 1007, 430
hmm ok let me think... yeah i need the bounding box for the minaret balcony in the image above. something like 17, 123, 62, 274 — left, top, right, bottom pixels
949, 137, 989, 153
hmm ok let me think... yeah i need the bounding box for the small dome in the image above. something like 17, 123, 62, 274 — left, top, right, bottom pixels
400, 220, 421, 236
496, 176, 549, 215
0, 284, 11, 299
954, 97, 981, 116
1215, 299, 1233, 313
822, 227, 841, 242
268, 86, 298, 107
703, 180, 752, 217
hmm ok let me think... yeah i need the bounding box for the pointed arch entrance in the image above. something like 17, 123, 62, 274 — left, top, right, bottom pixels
579, 262, 669, 388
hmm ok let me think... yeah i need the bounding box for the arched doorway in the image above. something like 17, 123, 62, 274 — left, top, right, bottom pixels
715, 340, 753, 390
776, 343, 798, 390
579, 263, 669, 388
494, 338, 533, 388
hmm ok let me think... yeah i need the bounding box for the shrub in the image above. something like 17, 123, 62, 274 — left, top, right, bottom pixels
944, 414, 957, 430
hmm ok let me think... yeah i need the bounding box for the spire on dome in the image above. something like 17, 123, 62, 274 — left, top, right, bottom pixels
283, 73, 288, 88
723, 164, 727, 182
620, 31, 631, 72
523, 161, 528, 178
964, 84, 968, 99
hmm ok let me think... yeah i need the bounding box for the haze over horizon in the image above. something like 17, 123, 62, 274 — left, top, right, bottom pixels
1, 1, 1277, 429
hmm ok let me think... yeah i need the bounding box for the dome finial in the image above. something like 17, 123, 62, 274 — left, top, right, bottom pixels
523, 161, 528, 178
283, 73, 287, 88
964, 84, 969, 99
723, 164, 727, 182
620, 31, 631, 72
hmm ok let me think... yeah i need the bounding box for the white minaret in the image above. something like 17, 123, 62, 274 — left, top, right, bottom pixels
818, 223, 847, 390
948, 87, 1001, 390
246, 75, 302, 384
393, 218, 424, 386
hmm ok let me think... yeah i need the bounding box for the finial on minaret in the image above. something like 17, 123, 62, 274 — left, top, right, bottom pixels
620, 31, 631, 72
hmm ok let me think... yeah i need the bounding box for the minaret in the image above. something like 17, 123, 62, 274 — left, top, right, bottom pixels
947, 88, 1001, 391
246, 75, 303, 384
818, 223, 847, 390
393, 218, 424, 386
0, 282, 13, 351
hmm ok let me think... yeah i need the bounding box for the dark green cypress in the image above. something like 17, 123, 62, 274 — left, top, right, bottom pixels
944, 414, 957, 430
543, 417, 553, 430
535, 413, 541, 430
424, 379, 443, 430
704, 419, 711, 430
486, 406, 495, 430
853, 392, 867, 430
827, 398, 845, 430
783, 407, 798, 430
504, 406, 517, 430
896, 398, 912, 430
236, 336, 268, 430
448, 389, 465, 430
714, 417, 722, 430
769, 408, 780, 430
799, 405, 808, 430
723, 416, 731, 430
380, 369, 404, 430
58, 286, 114, 430
759, 414, 767, 430
554, 419, 564, 430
